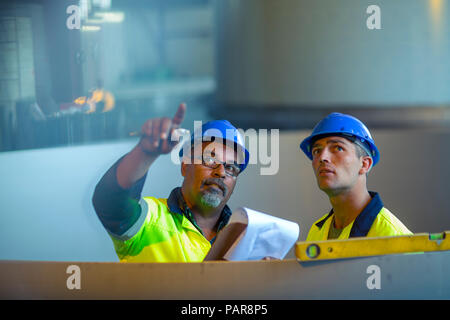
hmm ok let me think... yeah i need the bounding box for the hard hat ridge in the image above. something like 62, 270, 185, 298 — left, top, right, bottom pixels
300, 112, 380, 166
179, 120, 250, 172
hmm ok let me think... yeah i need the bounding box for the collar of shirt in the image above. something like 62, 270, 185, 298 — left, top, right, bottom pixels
315, 191, 384, 238
167, 187, 232, 243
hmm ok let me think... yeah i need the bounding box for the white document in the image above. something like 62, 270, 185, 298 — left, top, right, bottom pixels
207, 207, 300, 261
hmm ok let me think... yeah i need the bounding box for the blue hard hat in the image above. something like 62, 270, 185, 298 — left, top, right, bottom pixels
179, 120, 250, 172
300, 113, 380, 166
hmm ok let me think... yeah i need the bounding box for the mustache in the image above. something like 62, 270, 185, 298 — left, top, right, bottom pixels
201, 178, 228, 195
318, 164, 335, 173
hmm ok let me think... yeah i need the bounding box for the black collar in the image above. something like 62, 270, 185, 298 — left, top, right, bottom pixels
315, 191, 384, 238
167, 187, 232, 242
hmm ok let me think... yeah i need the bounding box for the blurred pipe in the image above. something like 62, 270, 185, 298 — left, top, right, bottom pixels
429, 0, 444, 23
428, 0, 445, 48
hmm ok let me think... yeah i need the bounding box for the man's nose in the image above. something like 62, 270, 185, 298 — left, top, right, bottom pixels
318, 148, 331, 163
212, 163, 227, 178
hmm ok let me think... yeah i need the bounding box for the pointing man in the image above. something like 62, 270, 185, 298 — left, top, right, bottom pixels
92, 103, 250, 261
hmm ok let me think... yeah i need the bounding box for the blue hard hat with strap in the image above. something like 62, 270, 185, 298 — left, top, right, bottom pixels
179, 120, 250, 172
300, 112, 380, 166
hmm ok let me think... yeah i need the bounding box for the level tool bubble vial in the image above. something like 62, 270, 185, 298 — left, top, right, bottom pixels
306, 244, 320, 259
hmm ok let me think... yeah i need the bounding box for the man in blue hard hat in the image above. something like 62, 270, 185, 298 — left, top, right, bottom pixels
92, 103, 250, 262
300, 113, 412, 241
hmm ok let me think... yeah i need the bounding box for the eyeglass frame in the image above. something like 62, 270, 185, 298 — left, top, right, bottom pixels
193, 155, 241, 178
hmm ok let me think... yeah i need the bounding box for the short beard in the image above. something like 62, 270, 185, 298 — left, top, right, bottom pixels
200, 190, 223, 208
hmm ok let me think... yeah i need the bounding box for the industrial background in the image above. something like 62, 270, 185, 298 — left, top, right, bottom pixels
0, 0, 449, 261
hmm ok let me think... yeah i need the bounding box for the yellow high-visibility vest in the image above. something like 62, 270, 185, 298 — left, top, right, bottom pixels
306, 192, 412, 241
110, 197, 211, 262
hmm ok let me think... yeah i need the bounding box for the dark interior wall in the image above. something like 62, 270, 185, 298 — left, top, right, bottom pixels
0, 0, 82, 111
214, 0, 450, 128
41, 0, 82, 105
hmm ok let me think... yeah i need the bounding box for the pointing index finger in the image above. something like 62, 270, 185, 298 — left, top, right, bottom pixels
172, 102, 186, 128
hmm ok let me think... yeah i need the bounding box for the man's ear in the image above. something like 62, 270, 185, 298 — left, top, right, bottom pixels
181, 160, 187, 177
360, 156, 373, 175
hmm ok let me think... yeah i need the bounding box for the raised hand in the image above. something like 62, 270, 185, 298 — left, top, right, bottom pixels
138, 103, 187, 156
